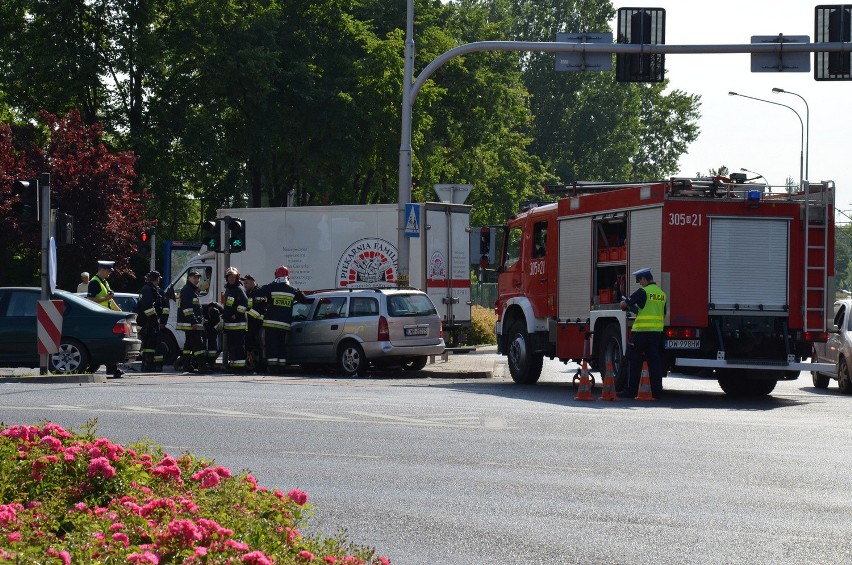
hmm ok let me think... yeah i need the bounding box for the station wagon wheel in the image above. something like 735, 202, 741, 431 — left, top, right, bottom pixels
49, 339, 90, 374
338, 341, 365, 377
401, 356, 428, 371
811, 371, 830, 389
838, 358, 852, 394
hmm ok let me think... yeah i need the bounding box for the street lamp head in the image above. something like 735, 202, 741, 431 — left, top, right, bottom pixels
772, 87, 785, 93
728, 91, 738, 96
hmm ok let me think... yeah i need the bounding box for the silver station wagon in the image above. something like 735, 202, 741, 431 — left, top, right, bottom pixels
287, 288, 445, 376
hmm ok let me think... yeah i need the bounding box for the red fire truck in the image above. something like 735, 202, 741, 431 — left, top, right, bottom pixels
495, 176, 836, 396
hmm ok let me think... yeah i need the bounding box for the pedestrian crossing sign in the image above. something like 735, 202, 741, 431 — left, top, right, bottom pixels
404, 203, 420, 237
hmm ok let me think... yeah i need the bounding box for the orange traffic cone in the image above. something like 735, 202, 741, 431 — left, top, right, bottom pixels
575, 359, 595, 401
635, 361, 655, 401
599, 361, 618, 401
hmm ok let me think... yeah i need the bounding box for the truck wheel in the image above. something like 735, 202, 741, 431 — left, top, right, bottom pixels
811, 371, 830, 389
401, 356, 428, 371
162, 331, 180, 366
338, 341, 365, 377
506, 321, 543, 384
596, 324, 624, 390
717, 370, 777, 396
838, 358, 852, 394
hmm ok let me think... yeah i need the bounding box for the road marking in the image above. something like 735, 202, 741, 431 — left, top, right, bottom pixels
276, 410, 349, 421
122, 406, 171, 413
46, 404, 88, 410
279, 450, 382, 459
195, 408, 259, 416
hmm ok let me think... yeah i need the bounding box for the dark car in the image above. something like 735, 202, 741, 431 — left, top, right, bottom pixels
0, 287, 141, 373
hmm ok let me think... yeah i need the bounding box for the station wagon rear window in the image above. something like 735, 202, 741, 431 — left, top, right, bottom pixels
387, 294, 437, 317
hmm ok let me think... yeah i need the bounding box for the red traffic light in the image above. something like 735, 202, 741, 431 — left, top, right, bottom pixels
140, 231, 149, 243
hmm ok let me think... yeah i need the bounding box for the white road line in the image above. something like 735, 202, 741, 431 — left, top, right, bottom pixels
195, 408, 259, 416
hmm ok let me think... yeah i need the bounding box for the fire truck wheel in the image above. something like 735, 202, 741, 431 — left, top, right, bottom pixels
506, 321, 543, 384
717, 371, 777, 396
595, 324, 625, 390
838, 358, 852, 394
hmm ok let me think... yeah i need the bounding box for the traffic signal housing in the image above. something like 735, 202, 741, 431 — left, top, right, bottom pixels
12, 178, 40, 221
816, 5, 852, 80
615, 7, 666, 83
55, 212, 74, 245
138, 228, 153, 255
227, 218, 246, 253
201, 219, 224, 252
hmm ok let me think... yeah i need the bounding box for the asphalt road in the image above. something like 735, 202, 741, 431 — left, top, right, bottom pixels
2, 356, 852, 564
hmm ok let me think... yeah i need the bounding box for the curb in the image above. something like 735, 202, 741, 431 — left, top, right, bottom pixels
0, 374, 107, 384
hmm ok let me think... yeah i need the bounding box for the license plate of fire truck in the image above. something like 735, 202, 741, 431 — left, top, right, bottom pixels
665, 339, 700, 349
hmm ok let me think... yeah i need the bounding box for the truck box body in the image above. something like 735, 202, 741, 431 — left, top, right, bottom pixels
496, 178, 835, 395
162, 203, 471, 360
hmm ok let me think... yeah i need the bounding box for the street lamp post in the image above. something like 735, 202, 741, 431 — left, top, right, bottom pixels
728, 91, 804, 190
772, 87, 810, 181
740, 167, 772, 189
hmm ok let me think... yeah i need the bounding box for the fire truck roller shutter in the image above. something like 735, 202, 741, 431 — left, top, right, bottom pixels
557, 217, 592, 320
626, 207, 663, 299
709, 218, 789, 311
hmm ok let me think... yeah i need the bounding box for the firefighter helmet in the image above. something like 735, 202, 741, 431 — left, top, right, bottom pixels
225, 267, 240, 277
275, 266, 289, 279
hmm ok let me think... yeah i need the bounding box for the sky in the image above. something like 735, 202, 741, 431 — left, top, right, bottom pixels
437, 0, 852, 220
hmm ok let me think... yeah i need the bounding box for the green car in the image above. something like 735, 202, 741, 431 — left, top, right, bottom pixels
0, 287, 142, 373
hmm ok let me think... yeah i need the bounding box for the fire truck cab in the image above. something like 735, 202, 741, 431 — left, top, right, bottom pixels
495, 177, 835, 396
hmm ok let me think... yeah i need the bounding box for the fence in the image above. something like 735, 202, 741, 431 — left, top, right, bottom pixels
471, 282, 498, 309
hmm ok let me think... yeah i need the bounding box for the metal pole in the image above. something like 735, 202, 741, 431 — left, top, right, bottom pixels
728, 92, 803, 189
773, 88, 810, 180
39, 173, 50, 374
397, 0, 415, 285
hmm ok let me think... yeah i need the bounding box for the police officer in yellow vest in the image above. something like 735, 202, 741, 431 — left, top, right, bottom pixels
619, 267, 667, 399
87, 261, 121, 311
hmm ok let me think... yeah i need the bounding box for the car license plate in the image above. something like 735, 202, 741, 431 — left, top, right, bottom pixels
405, 327, 428, 337
665, 339, 701, 349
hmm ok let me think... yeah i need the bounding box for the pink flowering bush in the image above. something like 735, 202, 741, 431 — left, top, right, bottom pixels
0, 421, 390, 564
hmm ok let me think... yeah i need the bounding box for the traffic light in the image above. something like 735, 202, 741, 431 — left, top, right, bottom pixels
12, 178, 40, 221
138, 228, 153, 254
815, 5, 852, 80
55, 212, 74, 245
615, 8, 666, 83
201, 219, 224, 252
227, 217, 246, 253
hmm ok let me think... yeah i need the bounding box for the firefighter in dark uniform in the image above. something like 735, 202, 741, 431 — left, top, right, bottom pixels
222, 266, 249, 372
242, 274, 267, 372
619, 267, 667, 399
260, 266, 307, 372
203, 301, 224, 370
137, 271, 169, 372
176, 269, 205, 373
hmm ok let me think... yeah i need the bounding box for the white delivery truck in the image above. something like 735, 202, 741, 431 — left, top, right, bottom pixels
161, 203, 471, 363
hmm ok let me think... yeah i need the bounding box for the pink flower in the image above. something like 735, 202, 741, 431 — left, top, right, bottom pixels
377, 558, 390, 565
225, 539, 250, 551
299, 550, 316, 561
41, 423, 72, 439
112, 532, 130, 547
242, 551, 273, 565
0, 504, 20, 527
324, 557, 338, 564
7, 532, 21, 543
166, 519, 202, 545
86, 457, 116, 479
40, 435, 63, 451
127, 551, 160, 564
47, 547, 71, 565
190, 467, 222, 488
288, 489, 308, 506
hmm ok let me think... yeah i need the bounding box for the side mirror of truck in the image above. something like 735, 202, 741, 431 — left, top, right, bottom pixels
166, 286, 176, 301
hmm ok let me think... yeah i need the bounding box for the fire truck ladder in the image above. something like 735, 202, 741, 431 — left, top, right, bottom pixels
801, 181, 833, 334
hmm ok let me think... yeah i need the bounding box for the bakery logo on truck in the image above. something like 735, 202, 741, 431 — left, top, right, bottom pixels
428, 251, 447, 281
337, 238, 398, 288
